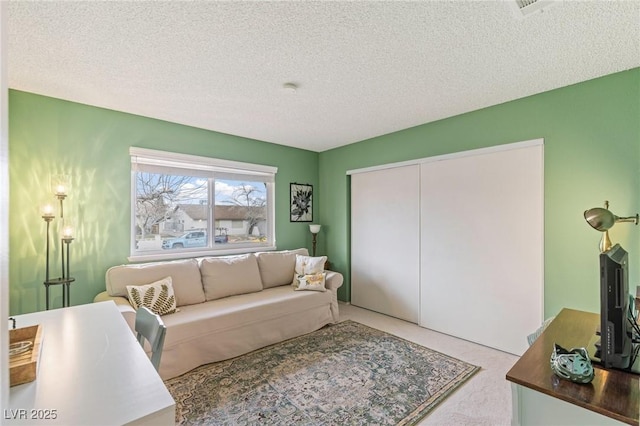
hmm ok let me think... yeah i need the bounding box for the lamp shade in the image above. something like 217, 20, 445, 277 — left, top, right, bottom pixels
584, 207, 639, 232
584, 207, 616, 232
309, 224, 321, 234
51, 174, 71, 196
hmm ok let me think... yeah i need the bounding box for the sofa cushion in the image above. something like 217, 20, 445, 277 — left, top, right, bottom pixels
201, 254, 263, 301
161, 286, 332, 348
255, 248, 308, 288
106, 258, 205, 307
126, 276, 178, 316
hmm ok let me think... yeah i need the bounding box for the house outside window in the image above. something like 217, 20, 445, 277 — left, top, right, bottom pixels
130, 147, 277, 261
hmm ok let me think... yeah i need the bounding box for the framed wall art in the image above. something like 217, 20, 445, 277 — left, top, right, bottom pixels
290, 183, 313, 222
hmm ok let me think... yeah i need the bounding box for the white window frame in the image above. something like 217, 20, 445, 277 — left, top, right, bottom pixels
129, 147, 277, 262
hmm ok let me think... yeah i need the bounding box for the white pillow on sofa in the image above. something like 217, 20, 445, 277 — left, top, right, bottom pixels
292, 255, 327, 289
294, 272, 327, 292
126, 276, 177, 316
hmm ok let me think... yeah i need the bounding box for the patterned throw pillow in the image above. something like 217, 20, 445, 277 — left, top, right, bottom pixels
294, 272, 327, 292
292, 255, 327, 289
126, 276, 177, 316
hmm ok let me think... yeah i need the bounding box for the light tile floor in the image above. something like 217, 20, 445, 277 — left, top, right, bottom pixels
338, 303, 518, 426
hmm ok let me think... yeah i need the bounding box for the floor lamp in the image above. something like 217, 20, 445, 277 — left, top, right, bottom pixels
309, 224, 321, 257
42, 175, 76, 309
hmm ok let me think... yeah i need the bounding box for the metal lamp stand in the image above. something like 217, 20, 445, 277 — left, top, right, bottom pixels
43, 193, 75, 310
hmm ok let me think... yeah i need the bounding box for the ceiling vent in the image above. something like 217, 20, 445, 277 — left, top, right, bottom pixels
510, 0, 558, 19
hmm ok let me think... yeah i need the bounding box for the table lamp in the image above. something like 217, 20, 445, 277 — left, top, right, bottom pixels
584, 201, 638, 253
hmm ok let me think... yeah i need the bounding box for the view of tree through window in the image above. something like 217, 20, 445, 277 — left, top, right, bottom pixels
134, 172, 269, 253
130, 147, 276, 257
135, 173, 208, 240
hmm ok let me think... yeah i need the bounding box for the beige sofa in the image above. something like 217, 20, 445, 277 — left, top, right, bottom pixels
94, 249, 343, 379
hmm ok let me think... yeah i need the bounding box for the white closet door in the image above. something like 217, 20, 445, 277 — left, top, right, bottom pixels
419, 143, 543, 355
351, 165, 420, 322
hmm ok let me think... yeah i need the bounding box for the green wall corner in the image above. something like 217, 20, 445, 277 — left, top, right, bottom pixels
319, 68, 640, 318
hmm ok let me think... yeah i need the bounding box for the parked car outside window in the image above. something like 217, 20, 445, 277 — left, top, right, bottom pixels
161, 230, 229, 249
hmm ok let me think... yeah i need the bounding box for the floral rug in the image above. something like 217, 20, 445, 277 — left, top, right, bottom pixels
165, 320, 480, 425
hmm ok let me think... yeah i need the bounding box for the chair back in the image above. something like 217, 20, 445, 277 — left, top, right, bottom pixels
135, 307, 167, 372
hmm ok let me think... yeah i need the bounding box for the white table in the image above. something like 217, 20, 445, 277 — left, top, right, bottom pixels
7, 302, 175, 425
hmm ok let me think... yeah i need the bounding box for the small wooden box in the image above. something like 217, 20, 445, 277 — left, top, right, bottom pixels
9, 324, 43, 387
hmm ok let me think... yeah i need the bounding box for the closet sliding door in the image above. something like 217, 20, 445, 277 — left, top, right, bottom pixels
419, 142, 543, 355
351, 165, 420, 323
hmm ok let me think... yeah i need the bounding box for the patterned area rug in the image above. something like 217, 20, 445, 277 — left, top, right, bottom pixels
165, 320, 480, 425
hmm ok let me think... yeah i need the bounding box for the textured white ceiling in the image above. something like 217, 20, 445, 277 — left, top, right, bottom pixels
7, 1, 640, 152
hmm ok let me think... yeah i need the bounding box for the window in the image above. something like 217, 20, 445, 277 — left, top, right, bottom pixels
130, 147, 276, 261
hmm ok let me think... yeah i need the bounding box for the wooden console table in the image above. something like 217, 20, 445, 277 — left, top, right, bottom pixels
506, 308, 639, 425
7, 302, 175, 425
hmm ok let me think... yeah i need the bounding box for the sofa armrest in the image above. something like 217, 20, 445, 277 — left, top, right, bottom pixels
325, 271, 344, 291
93, 291, 136, 331
324, 271, 343, 323
94, 291, 135, 312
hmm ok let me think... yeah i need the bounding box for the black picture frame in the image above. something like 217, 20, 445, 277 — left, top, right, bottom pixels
290, 183, 313, 222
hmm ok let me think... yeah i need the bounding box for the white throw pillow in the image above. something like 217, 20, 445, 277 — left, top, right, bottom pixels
126, 276, 177, 316
292, 255, 327, 288
294, 272, 327, 292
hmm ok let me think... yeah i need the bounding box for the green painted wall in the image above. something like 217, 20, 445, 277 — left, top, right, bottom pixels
9, 69, 640, 318
9, 91, 319, 315
319, 68, 640, 318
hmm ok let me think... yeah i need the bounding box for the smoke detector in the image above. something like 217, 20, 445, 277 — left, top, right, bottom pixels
283, 82, 298, 93
510, 0, 558, 19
